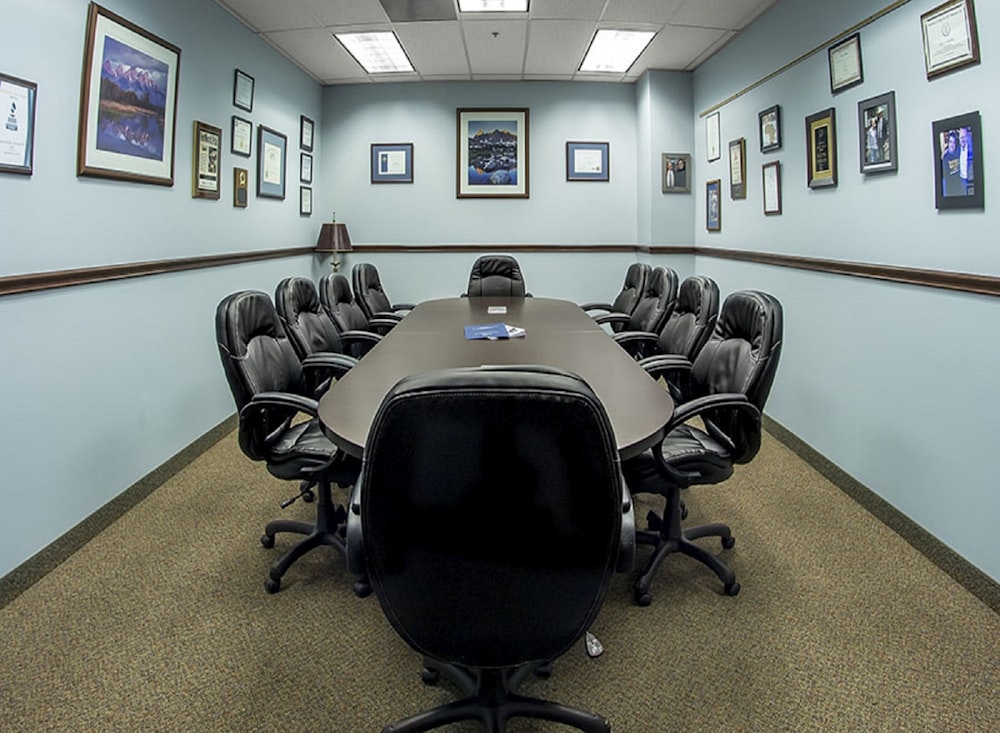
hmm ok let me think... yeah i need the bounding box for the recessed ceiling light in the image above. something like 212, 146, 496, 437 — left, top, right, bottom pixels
579, 29, 656, 73
458, 1, 529, 12
335, 31, 414, 74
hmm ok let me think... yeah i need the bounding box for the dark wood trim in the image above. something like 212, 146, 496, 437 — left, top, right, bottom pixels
350, 243, 641, 254
0, 247, 314, 297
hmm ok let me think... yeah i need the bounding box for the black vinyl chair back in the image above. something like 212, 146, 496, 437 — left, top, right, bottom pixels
352, 262, 393, 320
275, 276, 345, 359
319, 273, 370, 333
465, 254, 527, 297
613, 262, 651, 315
361, 366, 622, 670
626, 266, 677, 333
655, 275, 720, 361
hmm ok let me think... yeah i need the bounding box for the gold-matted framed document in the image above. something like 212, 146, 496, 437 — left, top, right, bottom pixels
805, 108, 837, 189
921, 0, 980, 80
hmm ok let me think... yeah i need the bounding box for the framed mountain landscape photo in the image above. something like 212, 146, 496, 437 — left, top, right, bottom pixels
457, 108, 528, 199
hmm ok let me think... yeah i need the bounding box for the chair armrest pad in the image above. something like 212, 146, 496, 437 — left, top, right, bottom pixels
302, 352, 357, 377
372, 310, 405, 323
391, 303, 416, 312
339, 330, 383, 348
639, 354, 692, 382
616, 481, 636, 574
248, 391, 320, 418
579, 302, 614, 313
667, 392, 758, 431
593, 312, 631, 327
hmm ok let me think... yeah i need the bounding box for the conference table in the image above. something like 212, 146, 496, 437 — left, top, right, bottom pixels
317, 296, 674, 460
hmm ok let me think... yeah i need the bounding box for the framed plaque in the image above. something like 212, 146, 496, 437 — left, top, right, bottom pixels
805, 108, 838, 189
233, 167, 248, 208
192, 120, 221, 199
921, 0, 980, 79
729, 137, 746, 199
828, 33, 864, 93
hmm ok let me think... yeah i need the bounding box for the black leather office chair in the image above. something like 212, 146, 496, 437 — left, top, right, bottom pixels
215, 290, 365, 595
622, 290, 783, 604
319, 273, 396, 344
352, 262, 415, 324
348, 365, 634, 733
597, 266, 677, 335
464, 254, 529, 297
580, 262, 650, 320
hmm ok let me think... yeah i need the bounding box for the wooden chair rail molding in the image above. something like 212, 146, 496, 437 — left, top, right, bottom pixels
2, 244, 998, 299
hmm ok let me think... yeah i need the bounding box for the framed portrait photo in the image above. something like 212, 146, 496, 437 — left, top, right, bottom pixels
233, 68, 254, 112
706, 179, 722, 232
76, 3, 180, 185
921, 0, 980, 80
706, 112, 721, 161
371, 143, 413, 184
192, 120, 221, 199
805, 108, 838, 189
759, 105, 781, 153
729, 137, 747, 199
566, 141, 609, 182
0, 72, 37, 175
932, 111, 983, 210
256, 124, 286, 199
828, 32, 864, 93
231, 115, 251, 157
858, 91, 898, 175
661, 153, 691, 193
457, 108, 528, 198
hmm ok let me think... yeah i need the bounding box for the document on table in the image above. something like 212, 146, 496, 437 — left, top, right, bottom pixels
463, 323, 526, 340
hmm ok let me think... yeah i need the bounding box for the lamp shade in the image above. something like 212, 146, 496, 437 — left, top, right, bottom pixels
315, 223, 353, 253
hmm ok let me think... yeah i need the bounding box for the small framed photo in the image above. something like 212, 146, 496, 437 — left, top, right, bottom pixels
858, 91, 897, 175
457, 108, 528, 198
256, 124, 286, 199
233, 69, 254, 112
932, 111, 982, 210
828, 33, 864, 93
192, 120, 221, 199
0, 72, 37, 175
300, 185, 312, 216
300, 115, 314, 151
759, 105, 781, 153
371, 143, 413, 184
566, 141, 609, 182
300, 152, 312, 183
762, 161, 782, 215
233, 167, 248, 208
805, 108, 838, 189
706, 111, 721, 161
231, 116, 251, 157
921, 0, 980, 80
729, 137, 746, 199
706, 179, 722, 231
661, 153, 691, 193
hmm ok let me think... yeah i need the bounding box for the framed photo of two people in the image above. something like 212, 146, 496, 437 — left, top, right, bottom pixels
932, 111, 982, 210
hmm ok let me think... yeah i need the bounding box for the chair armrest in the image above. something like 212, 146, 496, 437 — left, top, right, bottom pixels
667, 392, 757, 429
592, 312, 631, 327
391, 303, 416, 312
638, 354, 692, 381
301, 352, 357, 396
339, 329, 382, 358
346, 481, 365, 577
616, 480, 635, 574
372, 310, 405, 323
367, 315, 399, 335
612, 330, 659, 359
579, 302, 614, 313
248, 391, 320, 417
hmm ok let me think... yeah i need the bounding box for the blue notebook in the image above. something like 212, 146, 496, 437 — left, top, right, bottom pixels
464, 323, 526, 340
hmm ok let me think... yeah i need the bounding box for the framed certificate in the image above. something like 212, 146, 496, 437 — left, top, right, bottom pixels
233, 68, 254, 112
565, 141, 609, 182
0, 72, 37, 175
921, 0, 980, 79
828, 33, 864, 93
371, 143, 413, 184
256, 124, 286, 199
762, 161, 782, 215
231, 115, 251, 157
705, 112, 721, 161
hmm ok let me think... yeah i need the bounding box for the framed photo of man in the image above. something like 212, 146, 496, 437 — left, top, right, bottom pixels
932, 111, 982, 209
661, 153, 691, 193
857, 91, 897, 175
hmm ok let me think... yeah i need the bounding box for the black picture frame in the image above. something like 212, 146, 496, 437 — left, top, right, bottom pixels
256, 124, 286, 199
932, 111, 983, 210
233, 68, 254, 112
828, 32, 864, 93
300, 115, 314, 152
858, 91, 898, 175
762, 161, 782, 215
371, 143, 414, 184
300, 185, 312, 216
192, 120, 221, 200
729, 137, 746, 199
759, 105, 781, 153
231, 115, 252, 157
300, 152, 312, 184
0, 72, 37, 175
805, 108, 838, 189
706, 179, 721, 231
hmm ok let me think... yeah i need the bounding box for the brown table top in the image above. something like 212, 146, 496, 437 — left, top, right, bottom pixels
317, 296, 673, 460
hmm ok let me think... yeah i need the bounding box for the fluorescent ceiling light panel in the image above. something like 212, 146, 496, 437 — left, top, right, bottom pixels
458, 1, 529, 12
335, 32, 413, 73
579, 29, 656, 73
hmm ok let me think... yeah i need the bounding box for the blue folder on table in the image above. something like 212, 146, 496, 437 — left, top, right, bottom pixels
464, 323, 526, 340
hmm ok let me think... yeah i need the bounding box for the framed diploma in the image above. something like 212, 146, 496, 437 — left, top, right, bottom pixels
828, 33, 864, 93
300, 185, 312, 216
728, 137, 746, 199
706, 179, 721, 232
705, 112, 721, 161
256, 124, 287, 199
0, 72, 37, 175
921, 0, 980, 80
300, 153, 313, 184
192, 120, 221, 199
805, 108, 838, 189
233, 69, 254, 112
565, 141, 609, 182
300, 115, 314, 152
371, 143, 413, 184
762, 161, 782, 216
231, 115, 251, 157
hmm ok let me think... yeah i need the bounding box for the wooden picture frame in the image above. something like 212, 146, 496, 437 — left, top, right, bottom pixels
76, 3, 180, 185
706, 179, 722, 231
858, 91, 898, 175
921, 0, 980, 80
371, 143, 413, 183
705, 112, 721, 161
762, 161, 782, 215
256, 124, 286, 199
828, 33, 864, 93
805, 108, 838, 189
457, 108, 528, 198
661, 153, 691, 193
192, 120, 221, 199
759, 105, 781, 154
0, 72, 37, 175
566, 141, 609, 182
300, 115, 314, 152
233, 68, 254, 112
729, 137, 746, 199
932, 111, 983, 210
231, 115, 251, 157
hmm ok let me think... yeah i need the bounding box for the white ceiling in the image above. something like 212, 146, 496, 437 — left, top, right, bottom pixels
213, 0, 780, 85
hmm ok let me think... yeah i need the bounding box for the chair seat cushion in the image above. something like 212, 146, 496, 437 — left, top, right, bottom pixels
266, 419, 336, 479
621, 423, 734, 495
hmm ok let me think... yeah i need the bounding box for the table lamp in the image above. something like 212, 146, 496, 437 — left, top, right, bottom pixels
315, 220, 353, 273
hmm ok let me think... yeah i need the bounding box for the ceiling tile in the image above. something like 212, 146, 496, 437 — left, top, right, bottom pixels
396, 22, 471, 77
462, 19, 528, 75
524, 20, 594, 76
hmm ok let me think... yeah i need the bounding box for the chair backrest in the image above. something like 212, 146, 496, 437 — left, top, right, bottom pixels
360, 365, 622, 669
352, 262, 392, 319
275, 277, 345, 359
612, 262, 651, 315
655, 275, 720, 361
319, 273, 370, 333
626, 266, 677, 333
465, 254, 527, 297
690, 290, 783, 464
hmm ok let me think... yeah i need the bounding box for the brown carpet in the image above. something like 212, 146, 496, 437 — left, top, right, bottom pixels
1, 426, 997, 732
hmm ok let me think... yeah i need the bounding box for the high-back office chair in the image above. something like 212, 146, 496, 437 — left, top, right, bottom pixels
598, 266, 677, 335
352, 262, 415, 324
215, 290, 365, 595
580, 262, 651, 321
319, 273, 396, 345
348, 365, 633, 733
622, 290, 783, 604
464, 254, 529, 297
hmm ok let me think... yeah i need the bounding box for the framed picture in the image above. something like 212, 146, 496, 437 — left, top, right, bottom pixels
300, 115, 314, 152
729, 137, 746, 199
661, 153, 691, 193
921, 0, 980, 80
76, 3, 180, 185
759, 105, 781, 153
300, 186, 312, 216
233, 167, 248, 208
0, 72, 37, 175
762, 161, 782, 215
805, 108, 838, 189
256, 125, 286, 199
932, 111, 983, 210
457, 108, 528, 198
192, 120, 221, 199
231, 116, 251, 157
371, 143, 413, 184
858, 91, 898, 175
828, 33, 864, 93
300, 152, 312, 183
233, 68, 254, 112
566, 141, 609, 182
706, 111, 721, 161
706, 179, 721, 231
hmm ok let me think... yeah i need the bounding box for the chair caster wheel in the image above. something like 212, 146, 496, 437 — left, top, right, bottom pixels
680, 502, 688, 520
352, 580, 372, 598
302, 490, 315, 503
645, 510, 662, 531
420, 667, 440, 685
721, 535, 735, 549
260, 533, 275, 548
534, 662, 553, 679
725, 581, 740, 596
265, 577, 281, 594
634, 589, 652, 607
